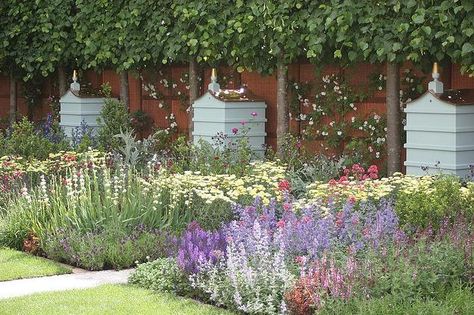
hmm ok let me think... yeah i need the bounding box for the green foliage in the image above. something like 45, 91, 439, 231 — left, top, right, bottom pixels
166, 133, 254, 176
131, 110, 154, 134
3, 118, 69, 160
167, 0, 234, 65
41, 225, 169, 270
114, 129, 170, 169
271, 134, 343, 197
129, 258, 189, 295
97, 98, 132, 151
74, 0, 172, 70
320, 285, 474, 315
0, 0, 75, 79
395, 175, 471, 229
1, 0, 473, 79
231, 1, 310, 73
366, 240, 467, 301
315, 0, 474, 74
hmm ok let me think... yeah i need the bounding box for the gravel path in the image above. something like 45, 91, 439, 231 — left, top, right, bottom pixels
0, 269, 133, 299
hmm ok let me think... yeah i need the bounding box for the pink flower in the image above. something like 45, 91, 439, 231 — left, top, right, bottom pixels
251, 112, 258, 117
283, 203, 292, 211
338, 176, 348, 183
295, 256, 307, 266
240, 120, 247, 126
277, 220, 286, 228
368, 165, 378, 174
231, 127, 239, 135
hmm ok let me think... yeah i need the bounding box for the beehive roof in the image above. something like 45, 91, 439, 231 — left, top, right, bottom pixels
210, 88, 264, 102
435, 89, 474, 105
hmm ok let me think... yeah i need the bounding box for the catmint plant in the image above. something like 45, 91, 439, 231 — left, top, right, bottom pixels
177, 221, 227, 274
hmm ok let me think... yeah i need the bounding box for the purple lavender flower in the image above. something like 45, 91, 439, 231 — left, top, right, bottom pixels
177, 222, 227, 274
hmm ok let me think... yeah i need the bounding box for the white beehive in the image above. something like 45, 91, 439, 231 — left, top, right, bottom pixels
59, 74, 107, 138
192, 71, 267, 155
404, 65, 474, 177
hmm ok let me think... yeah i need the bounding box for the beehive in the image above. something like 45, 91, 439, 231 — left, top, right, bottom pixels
404, 87, 474, 178
59, 75, 109, 139
192, 87, 267, 155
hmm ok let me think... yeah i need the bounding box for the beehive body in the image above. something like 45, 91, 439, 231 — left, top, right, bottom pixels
59, 91, 108, 138
192, 91, 267, 154
404, 91, 474, 177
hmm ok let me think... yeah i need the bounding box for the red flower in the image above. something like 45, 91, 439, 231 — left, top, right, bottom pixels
278, 179, 291, 192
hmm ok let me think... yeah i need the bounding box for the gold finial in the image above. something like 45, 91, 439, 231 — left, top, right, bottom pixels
211, 68, 217, 80
432, 62, 439, 75
72, 70, 77, 82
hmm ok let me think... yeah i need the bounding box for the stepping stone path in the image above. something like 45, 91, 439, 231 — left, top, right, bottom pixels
0, 269, 133, 299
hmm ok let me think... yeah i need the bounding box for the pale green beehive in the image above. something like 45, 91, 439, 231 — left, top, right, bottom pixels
192, 86, 267, 155
404, 86, 474, 178
59, 76, 110, 139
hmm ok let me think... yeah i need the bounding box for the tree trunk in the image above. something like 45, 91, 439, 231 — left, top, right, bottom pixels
386, 62, 401, 175
58, 66, 67, 97
119, 71, 130, 109
188, 59, 199, 140
232, 69, 241, 88
276, 60, 289, 156
9, 71, 17, 125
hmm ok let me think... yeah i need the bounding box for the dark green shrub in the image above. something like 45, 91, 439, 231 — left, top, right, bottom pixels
128, 257, 189, 295
97, 99, 131, 151
3, 117, 69, 160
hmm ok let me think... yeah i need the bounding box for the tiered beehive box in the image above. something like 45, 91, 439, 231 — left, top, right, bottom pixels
404, 88, 474, 177
59, 88, 107, 138
192, 88, 267, 155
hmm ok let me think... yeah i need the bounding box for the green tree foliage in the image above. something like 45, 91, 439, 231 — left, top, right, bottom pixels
0, 0, 75, 80
74, 0, 172, 71
167, 0, 233, 66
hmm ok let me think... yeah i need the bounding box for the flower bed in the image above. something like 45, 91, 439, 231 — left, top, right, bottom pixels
130, 198, 473, 314
0, 149, 473, 314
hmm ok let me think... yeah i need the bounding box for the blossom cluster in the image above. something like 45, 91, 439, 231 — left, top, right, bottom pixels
141, 160, 287, 209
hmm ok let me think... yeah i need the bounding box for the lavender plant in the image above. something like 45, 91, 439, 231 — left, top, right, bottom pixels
177, 221, 227, 275
191, 220, 295, 314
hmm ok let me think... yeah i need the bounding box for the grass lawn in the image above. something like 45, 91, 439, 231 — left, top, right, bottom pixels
0, 284, 235, 315
0, 247, 71, 281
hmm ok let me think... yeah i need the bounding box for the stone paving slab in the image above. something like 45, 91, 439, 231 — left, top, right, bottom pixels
0, 269, 133, 300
